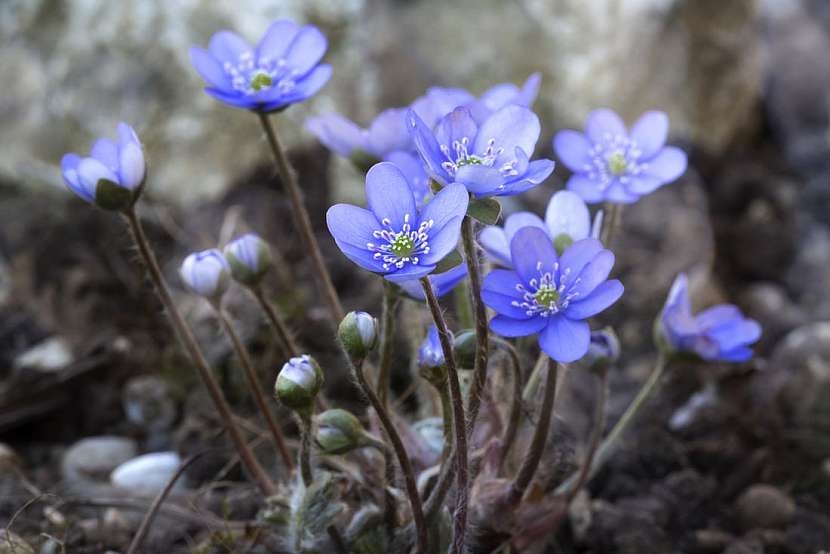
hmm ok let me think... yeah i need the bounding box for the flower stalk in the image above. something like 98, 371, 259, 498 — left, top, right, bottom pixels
250, 284, 299, 359
376, 281, 399, 407
122, 207, 276, 496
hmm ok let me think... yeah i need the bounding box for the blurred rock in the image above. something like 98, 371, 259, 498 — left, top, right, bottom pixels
62, 435, 137, 484
13, 337, 73, 373
723, 537, 765, 554
735, 484, 796, 530
0, 442, 21, 471
786, 223, 830, 319
110, 451, 184, 496
739, 282, 806, 347
122, 374, 178, 448
0, 530, 35, 554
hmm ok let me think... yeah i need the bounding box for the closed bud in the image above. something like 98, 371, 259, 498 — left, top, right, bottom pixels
418, 326, 448, 386
583, 328, 620, 373
452, 329, 477, 369
223, 233, 273, 286
275, 355, 324, 411
315, 408, 369, 455
179, 249, 231, 300
338, 311, 378, 360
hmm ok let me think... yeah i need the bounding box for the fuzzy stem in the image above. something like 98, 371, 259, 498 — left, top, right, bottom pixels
250, 284, 299, 359
509, 357, 559, 504
348, 356, 428, 554
256, 112, 344, 324
420, 277, 469, 554
297, 409, 314, 486
600, 203, 624, 247
122, 208, 276, 496
522, 351, 548, 402
491, 338, 524, 474
461, 216, 490, 440
438, 380, 454, 462
381, 443, 398, 544
454, 280, 475, 330
557, 353, 667, 495
566, 367, 608, 503
213, 306, 294, 471
376, 281, 399, 408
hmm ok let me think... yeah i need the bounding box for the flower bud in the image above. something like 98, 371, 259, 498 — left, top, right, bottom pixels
452, 329, 477, 369
275, 355, 324, 411
418, 326, 448, 386
583, 328, 620, 373
179, 249, 231, 300
315, 409, 369, 455
338, 311, 378, 360
223, 233, 273, 286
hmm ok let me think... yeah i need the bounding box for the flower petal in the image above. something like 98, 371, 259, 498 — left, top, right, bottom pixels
558, 238, 603, 290
604, 181, 641, 203
565, 279, 623, 319
624, 175, 663, 195
266, 64, 331, 108
384, 263, 437, 283
367, 108, 411, 157
326, 204, 380, 248
482, 269, 529, 319
545, 190, 591, 241
455, 164, 504, 196
568, 249, 615, 298
695, 305, 742, 330
283, 25, 327, 76
204, 87, 258, 109
517, 72, 542, 107
335, 239, 386, 273
586, 108, 627, 144
718, 346, 753, 362
420, 216, 463, 265
90, 138, 119, 173
478, 226, 511, 266
385, 151, 430, 204
305, 114, 367, 157
566, 174, 604, 204
553, 130, 592, 172
474, 105, 540, 170
435, 107, 478, 151
208, 31, 251, 64
504, 212, 546, 243
539, 316, 590, 362
365, 161, 417, 230
510, 226, 558, 285
421, 183, 469, 233
644, 146, 687, 183
256, 20, 300, 62
77, 157, 119, 194
407, 109, 452, 185
189, 47, 231, 90
630, 111, 668, 159
118, 141, 145, 190
61, 153, 94, 203
490, 315, 547, 337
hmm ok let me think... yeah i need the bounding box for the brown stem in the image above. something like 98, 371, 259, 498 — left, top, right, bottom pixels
214, 306, 294, 471
420, 277, 469, 554
461, 216, 490, 441
256, 112, 344, 324
297, 410, 314, 487
250, 284, 299, 359
123, 208, 275, 496
509, 358, 559, 504
348, 356, 428, 554
491, 338, 524, 474
600, 203, 624, 247
376, 281, 399, 408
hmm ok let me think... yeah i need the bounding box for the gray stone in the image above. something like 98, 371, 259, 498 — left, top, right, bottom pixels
13, 337, 73, 373
735, 484, 796, 530
123, 374, 178, 435
61, 435, 138, 484
110, 451, 184, 496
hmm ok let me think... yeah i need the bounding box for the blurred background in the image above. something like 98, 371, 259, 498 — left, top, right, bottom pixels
2, 0, 830, 552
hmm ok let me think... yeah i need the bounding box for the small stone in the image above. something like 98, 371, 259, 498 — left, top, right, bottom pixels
110, 451, 183, 496
723, 537, 764, 554
694, 528, 734, 552
0, 530, 35, 554
735, 484, 796, 530
0, 442, 21, 471
122, 375, 178, 433
62, 436, 137, 484
13, 337, 73, 372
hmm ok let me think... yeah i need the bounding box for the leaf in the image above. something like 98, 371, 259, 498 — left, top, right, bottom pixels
467, 197, 502, 225
433, 249, 463, 274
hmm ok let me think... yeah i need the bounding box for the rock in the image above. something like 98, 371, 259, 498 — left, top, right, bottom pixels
13, 337, 73, 372
786, 224, 830, 319
62, 436, 138, 484
723, 537, 764, 554
122, 375, 178, 446
110, 451, 184, 495
694, 528, 735, 553
0, 442, 21, 471
735, 484, 796, 530
0, 530, 35, 554
739, 282, 806, 347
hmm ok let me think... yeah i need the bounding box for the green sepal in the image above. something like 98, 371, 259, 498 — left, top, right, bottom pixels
467, 197, 502, 225
349, 150, 381, 174
429, 179, 443, 194
433, 249, 463, 274
553, 233, 574, 256
95, 179, 135, 212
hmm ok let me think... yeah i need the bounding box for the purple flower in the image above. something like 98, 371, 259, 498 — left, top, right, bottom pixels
479, 190, 601, 266
659, 273, 761, 362
223, 233, 272, 286
408, 104, 554, 197
481, 227, 623, 363
326, 162, 468, 283
61, 122, 145, 209
189, 20, 331, 112
418, 326, 446, 369
397, 263, 468, 301
180, 249, 232, 299
554, 109, 687, 204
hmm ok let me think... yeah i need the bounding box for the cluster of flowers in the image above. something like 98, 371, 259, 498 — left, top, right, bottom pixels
58, 17, 762, 553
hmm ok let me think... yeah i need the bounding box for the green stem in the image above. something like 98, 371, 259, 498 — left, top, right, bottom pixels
122, 208, 275, 496
250, 284, 299, 359
256, 112, 344, 324
454, 280, 474, 330
214, 306, 294, 471
420, 277, 468, 554
376, 281, 400, 408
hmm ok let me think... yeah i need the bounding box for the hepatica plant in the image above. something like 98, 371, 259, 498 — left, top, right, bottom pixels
57, 15, 765, 554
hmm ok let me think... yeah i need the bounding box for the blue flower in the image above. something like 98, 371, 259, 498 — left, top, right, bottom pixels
180, 249, 231, 299
397, 264, 468, 301
418, 326, 446, 369
660, 273, 761, 362
326, 162, 468, 283
61, 122, 145, 208
408, 105, 555, 197
189, 20, 331, 112
481, 227, 623, 363
554, 109, 687, 204
223, 233, 272, 286
479, 190, 601, 266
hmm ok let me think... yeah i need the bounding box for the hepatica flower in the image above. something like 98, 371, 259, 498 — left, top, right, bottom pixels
61, 122, 145, 210
418, 326, 446, 369
659, 273, 761, 362
554, 109, 687, 204
223, 233, 272, 286
326, 162, 468, 283
408, 105, 554, 197
180, 249, 231, 299
479, 190, 600, 267
397, 264, 468, 301
190, 20, 331, 112
482, 227, 623, 363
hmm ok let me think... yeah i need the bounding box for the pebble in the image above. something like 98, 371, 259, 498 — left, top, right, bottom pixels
110, 451, 184, 495
61, 436, 137, 483
0, 530, 35, 554
735, 484, 796, 530
13, 337, 73, 372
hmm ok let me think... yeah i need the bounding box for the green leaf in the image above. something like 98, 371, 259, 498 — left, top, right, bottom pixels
433, 249, 463, 274
94, 179, 134, 212
467, 197, 502, 225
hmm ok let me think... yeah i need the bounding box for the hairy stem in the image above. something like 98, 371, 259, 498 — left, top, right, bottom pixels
510, 358, 559, 504
376, 281, 400, 408
123, 208, 275, 496
257, 112, 344, 324
214, 306, 294, 471
461, 216, 490, 440
348, 356, 428, 554
297, 410, 314, 487
250, 284, 299, 359
420, 277, 469, 554
600, 202, 624, 247
491, 338, 524, 474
